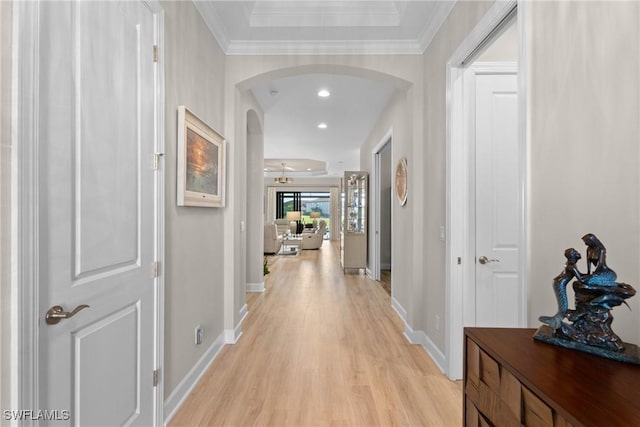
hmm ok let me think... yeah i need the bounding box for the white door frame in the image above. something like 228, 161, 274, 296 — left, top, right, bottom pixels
11, 1, 166, 423
445, 0, 528, 380
369, 129, 393, 282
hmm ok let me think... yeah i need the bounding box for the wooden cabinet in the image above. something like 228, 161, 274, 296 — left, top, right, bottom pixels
341, 171, 367, 272
464, 328, 640, 427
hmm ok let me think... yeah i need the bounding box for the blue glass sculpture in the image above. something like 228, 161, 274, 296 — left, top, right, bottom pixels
534, 234, 639, 364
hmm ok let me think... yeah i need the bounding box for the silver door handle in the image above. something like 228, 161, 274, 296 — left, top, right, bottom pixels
478, 256, 500, 265
45, 304, 90, 325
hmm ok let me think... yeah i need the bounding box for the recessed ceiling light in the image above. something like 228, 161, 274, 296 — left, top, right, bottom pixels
317, 123, 327, 129
317, 89, 330, 98
307, 168, 312, 171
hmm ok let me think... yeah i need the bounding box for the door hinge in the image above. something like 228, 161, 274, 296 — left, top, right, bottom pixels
153, 369, 159, 387
152, 261, 160, 278
152, 152, 164, 170
153, 45, 158, 62
457, 257, 462, 265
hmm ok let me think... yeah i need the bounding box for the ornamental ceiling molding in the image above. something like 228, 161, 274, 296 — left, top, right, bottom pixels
194, 1, 457, 56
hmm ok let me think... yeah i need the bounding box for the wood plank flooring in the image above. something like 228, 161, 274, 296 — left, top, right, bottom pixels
168, 241, 462, 426
379, 270, 391, 296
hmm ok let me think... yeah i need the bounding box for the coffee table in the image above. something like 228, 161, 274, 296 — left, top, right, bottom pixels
280, 236, 302, 255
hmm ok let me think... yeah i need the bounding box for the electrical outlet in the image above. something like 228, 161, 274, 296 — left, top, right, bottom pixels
195, 325, 204, 345
435, 315, 440, 331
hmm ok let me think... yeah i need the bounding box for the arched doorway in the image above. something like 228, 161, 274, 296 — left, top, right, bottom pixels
235, 66, 412, 284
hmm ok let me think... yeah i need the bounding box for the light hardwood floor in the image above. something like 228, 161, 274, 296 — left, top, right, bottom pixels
169, 241, 462, 426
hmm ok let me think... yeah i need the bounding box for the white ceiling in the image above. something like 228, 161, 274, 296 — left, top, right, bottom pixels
194, 1, 456, 177
253, 73, 396, 176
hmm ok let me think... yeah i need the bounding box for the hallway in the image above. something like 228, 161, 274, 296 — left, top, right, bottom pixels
169, 242, 462, 426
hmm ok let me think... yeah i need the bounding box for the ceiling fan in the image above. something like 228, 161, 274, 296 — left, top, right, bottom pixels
274, 162, 293, 184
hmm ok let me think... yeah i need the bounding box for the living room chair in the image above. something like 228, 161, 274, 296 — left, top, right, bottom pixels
264, 223, 282, 254
274, 219, 290, 236
301, 220, 327, 250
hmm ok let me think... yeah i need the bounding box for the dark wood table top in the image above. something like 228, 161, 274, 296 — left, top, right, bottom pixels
464, 327, 640, 427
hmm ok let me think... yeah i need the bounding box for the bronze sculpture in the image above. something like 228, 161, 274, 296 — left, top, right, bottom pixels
534, 234, 639, 364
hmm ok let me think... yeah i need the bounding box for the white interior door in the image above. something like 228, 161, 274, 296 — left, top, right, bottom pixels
37, 1, 158, 425
473, 68, 521, 327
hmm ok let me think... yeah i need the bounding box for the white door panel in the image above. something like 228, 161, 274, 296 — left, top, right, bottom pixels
37, 1, 157, 425
73, 305, 139, 426
474, 71, 520, 327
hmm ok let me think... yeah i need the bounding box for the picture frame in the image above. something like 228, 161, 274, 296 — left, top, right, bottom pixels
395, 157, 408, 206
177, 106, 226, 207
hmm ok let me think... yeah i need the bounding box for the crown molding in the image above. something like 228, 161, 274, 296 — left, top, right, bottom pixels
193, 1, 231, 53
417, 1, 457, 52
194, 0, 458, 56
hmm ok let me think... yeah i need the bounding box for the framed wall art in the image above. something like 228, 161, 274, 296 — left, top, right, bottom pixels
395, 157, 408, 206
177, 106, 226, 207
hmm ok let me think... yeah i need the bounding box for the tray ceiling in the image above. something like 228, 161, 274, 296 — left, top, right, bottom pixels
194, 1, 456, 55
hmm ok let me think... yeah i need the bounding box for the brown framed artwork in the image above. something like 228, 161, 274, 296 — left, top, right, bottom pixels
177, 106, 226, 207
395, 157, 408, 206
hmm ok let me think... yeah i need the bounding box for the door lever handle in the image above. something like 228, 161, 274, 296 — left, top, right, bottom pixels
45, 304, 90, 325
478, 256, 500, 265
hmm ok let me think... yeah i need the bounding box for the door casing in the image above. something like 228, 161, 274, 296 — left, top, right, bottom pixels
445, 0, 528, 380
370, 129, 393, 282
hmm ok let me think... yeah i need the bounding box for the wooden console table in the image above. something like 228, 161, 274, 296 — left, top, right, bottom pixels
464, 328, 640, 426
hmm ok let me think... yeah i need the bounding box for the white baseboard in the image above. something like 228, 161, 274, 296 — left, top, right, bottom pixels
365, 266, 390, 280
164, 332, 226, 426
402, 322, 446, 375
391, 298, 446, 375
164, 305, 249, 425
246, 281, 265, 293
224, 304, 247, 344
391, 296, 407, 322
238, 303, 248, 323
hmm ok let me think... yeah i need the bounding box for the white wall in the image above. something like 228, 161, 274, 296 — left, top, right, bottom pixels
161, 0, 227, 398
418, 0, 497, 359
0, 0, 12, 413
360, 90, 414, 317
527, 0, 640, 344
476, 19, 518, 63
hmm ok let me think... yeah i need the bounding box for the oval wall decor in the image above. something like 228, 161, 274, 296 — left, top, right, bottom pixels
395, 157, 408, 206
